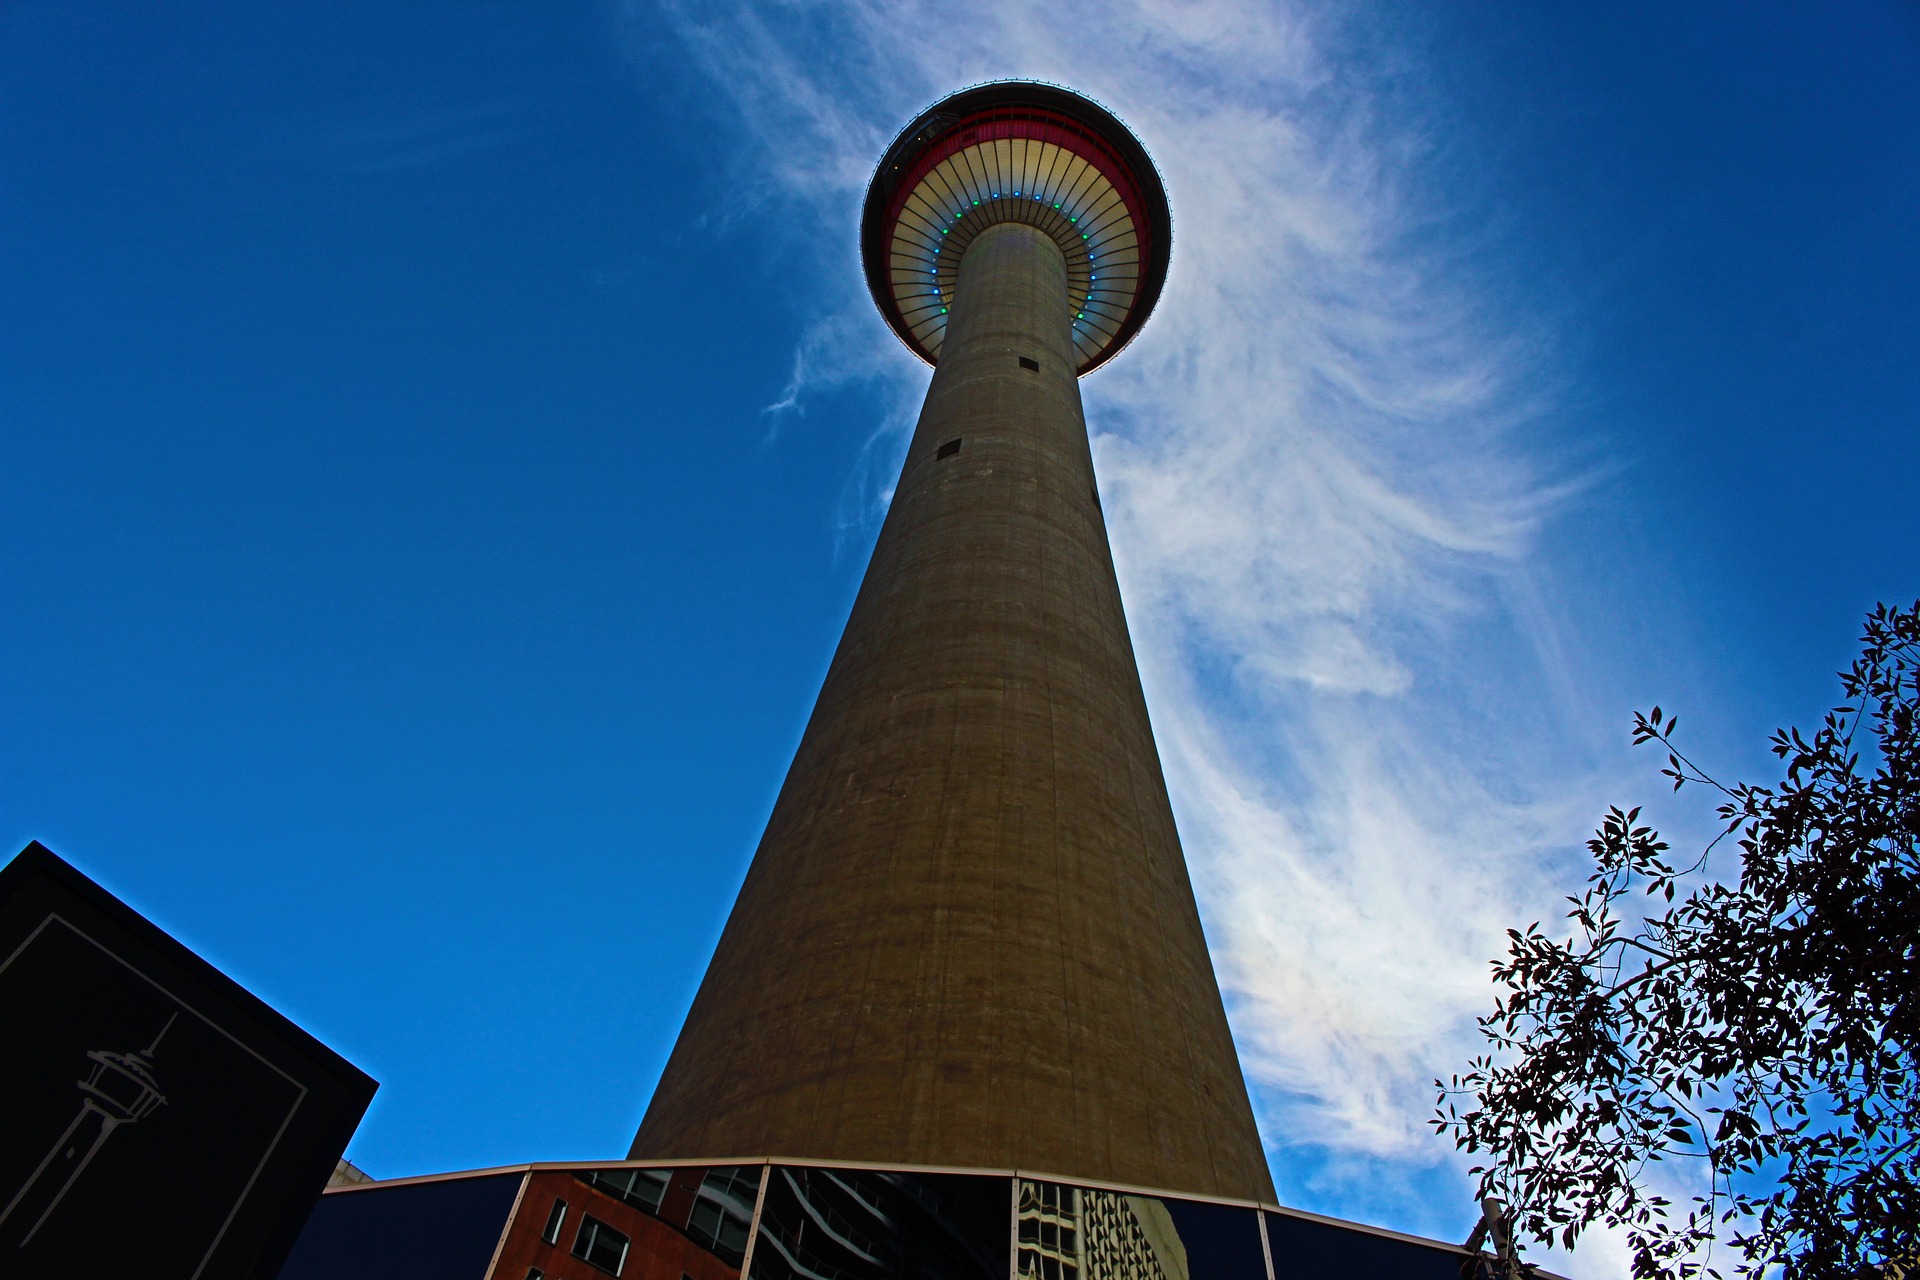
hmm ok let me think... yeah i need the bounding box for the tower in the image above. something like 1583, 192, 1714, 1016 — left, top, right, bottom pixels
632, 82, 1273, 1204
283, 77, 1500, 1280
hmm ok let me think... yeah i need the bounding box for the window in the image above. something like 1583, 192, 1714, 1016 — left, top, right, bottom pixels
583, 1166, 667, 1214
541, 1198, 567, 1244
685, 1167, 761, 1265
689, 1194, 723, 1246
688, 1191, 753, 1260
701, 1166, 761, 1208
525, 1270, 544, 1280
937, 438, 963, 460
573, 1215, 630, 1276
1019, 355, 1040, 371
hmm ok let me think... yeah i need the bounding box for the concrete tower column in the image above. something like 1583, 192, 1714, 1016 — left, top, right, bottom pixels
632, 214, 1274, 1203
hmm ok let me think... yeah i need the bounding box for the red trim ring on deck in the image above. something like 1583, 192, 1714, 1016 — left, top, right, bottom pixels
881, 107, 1153, 286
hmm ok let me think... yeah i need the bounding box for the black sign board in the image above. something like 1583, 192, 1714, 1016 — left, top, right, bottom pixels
0, 841, 376, 1279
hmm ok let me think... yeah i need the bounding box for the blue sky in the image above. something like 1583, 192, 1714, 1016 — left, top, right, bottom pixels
3, 2, 1915, 1271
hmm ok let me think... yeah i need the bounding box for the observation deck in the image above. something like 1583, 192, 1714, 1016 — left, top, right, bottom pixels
862, 82, 1172, 375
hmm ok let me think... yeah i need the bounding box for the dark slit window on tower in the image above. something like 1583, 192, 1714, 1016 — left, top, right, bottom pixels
541, 1197, 567, 1244
1018, 356, 1040, 371
937, 438, 963, 460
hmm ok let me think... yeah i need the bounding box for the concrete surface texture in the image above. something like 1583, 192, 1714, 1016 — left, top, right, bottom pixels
633, 222, 1274, 1203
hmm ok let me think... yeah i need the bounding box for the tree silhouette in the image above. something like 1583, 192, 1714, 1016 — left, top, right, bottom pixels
1438, 601, 1919, 1279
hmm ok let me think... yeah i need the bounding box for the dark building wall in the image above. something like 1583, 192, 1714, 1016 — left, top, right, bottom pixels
633, 222, 1273, 1202
275, 1173, 522, 1280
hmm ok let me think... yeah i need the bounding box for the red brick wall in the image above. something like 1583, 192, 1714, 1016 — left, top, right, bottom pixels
488, 1169, 745, 1280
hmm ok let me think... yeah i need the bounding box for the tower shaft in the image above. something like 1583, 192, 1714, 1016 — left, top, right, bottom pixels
633, 222, 1272, 1202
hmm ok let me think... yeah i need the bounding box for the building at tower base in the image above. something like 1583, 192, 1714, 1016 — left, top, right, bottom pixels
278, 1159, 1518, 1280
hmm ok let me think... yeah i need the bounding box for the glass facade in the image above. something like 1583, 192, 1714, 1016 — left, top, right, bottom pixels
749, 1166, 1007, 1280
578, 1165, 760, 1268
1263, 1209, 1473, 1279
277, 1162, 1493, 1280
1017, 1179, 1267, 1280
492, 1166, 763, 1280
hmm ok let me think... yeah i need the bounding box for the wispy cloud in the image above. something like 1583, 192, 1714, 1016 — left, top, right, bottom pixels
623, 0, 1615, 1264
313, 102, 550, 174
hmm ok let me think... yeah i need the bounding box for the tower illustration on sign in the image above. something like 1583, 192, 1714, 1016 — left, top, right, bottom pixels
0, 1012, 174, 1249
631, 82, 1274, 1205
